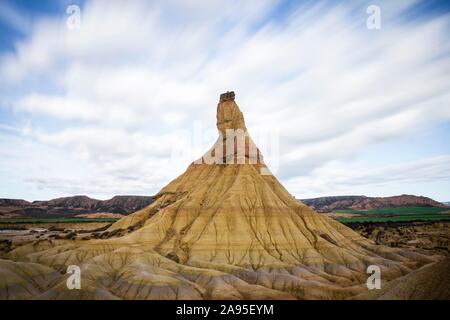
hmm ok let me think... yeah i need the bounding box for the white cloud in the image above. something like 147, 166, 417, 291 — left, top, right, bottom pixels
287, 155, 450, 199
0, 0, 449, 200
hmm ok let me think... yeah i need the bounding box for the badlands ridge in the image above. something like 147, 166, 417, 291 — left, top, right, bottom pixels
0, 92, 445, 299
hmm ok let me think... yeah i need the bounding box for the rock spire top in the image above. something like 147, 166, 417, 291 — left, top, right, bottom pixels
219, 91, 235, 102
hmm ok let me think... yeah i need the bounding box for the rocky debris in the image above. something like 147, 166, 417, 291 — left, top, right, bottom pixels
0, 239, 12, 256
48, 226, 65, 232
55, 231, 78, 240
350, 221, 450, 256
301, 195, 447, 212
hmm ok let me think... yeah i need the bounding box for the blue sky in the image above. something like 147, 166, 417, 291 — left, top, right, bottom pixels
0, 0, 449, 202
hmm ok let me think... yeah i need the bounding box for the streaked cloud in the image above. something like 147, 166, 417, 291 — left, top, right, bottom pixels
0, 0, 449, 201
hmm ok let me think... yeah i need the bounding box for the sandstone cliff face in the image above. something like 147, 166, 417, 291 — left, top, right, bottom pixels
1, 93, 443, 300
216, 95, 247, 134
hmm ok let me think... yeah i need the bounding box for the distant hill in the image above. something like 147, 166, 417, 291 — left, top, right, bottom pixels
1, 194, 446, 217
0, 195, 154, 217
300, 194, 447, 213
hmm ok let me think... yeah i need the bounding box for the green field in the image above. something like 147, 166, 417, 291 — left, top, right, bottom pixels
333, 206, 450, 223
0, 217, 120, 224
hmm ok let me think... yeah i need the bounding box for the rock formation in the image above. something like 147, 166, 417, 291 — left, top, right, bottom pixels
0, 92, 444, 300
